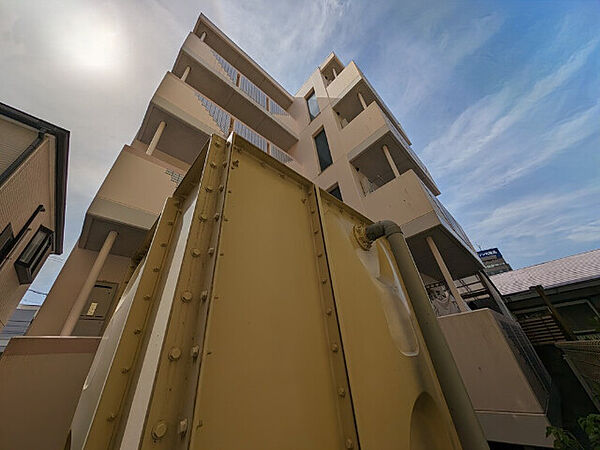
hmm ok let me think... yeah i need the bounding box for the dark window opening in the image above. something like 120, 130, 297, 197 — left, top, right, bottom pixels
328, 184, 343, 201
0, 223, 14, 262
314, 129, 333, 172
306, 90, 320, 121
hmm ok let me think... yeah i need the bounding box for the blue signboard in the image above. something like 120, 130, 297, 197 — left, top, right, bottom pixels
477, 248, 502, 259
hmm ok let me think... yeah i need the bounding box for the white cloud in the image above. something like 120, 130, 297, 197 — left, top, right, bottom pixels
568, 220, 600, 243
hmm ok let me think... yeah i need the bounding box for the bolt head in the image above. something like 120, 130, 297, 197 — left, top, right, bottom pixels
168, 347, 182, 361
345, 438, 354, 448
191, 345, 200, 359
181, 291, 193, 302
331, 343, 339, 353
178, 418, 188, 435
152, 421, 168, 439
191, 248, 201, 257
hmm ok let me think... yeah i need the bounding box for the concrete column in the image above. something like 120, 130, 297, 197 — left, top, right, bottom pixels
382, 144, 400, 178
332, 67, 338, 78
357, 92, 367, 110
180, 66, 191, 83
426, 235, 469, 312
61, 231, 118, 336
200, 31, 206, 42
146, 121, 166, 156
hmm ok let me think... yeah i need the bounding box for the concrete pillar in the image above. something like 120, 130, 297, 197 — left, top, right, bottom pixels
332, 67, 338, 78
426, 235, 469, 312
181, 66, 191, 83
146, 121, 166, 156
61, 231, 118, 336
200, 31, 206, 42
357, 92, 367, 110
382, 144, 400, 178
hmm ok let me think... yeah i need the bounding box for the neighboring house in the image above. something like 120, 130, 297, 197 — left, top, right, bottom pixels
0, 103, 69, 327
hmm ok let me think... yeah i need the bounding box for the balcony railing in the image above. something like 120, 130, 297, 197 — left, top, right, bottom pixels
194, 91, 296, 165
210, 49, 289, 117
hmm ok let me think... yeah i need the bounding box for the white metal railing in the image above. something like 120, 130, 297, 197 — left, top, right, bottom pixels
193, 88, 296, 166
208, 47, 289, 117
195, 93, 231, 135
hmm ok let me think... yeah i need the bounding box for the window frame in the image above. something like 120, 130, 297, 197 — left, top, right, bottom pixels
313, 127, 333, 173
305, 89, 320, 121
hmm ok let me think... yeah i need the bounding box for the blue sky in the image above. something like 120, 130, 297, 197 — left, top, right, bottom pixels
0, 0, 598, 304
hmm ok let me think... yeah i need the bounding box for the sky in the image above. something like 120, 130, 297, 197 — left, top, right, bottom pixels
0, 0, 598, 305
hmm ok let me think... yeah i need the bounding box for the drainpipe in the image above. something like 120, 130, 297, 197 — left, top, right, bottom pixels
181, 66, 191, 83
332, 67, 338, 79
382, 144, 400, 178
426, 235, 469, 312
199, 31, 206, 42
357, 92, 367, 110
358, 221, 489, 450
61, 231, 118, 336
146, 121, 166, 156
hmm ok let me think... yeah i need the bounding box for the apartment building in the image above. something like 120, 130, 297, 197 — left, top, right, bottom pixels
0, 103, 68, 327
11, 14, 555, 448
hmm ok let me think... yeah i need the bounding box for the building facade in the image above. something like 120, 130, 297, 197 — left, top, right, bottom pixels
13, 14, 555, 448
0, 103, 68, 327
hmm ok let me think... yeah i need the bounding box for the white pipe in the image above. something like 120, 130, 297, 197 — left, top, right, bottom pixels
61, 230, 118, 336
382, 145, 400, 178
146, 121, 166, 156
357, 92, 367, 110
181, 66, 191, 83
200, 31, 206, 42
426, 235, 469, 312
332, 67, 338, 78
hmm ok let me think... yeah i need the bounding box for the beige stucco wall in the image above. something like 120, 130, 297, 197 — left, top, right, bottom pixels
0, 336, 99, 450
27, 246, 130, 336
0, 137, 55, 326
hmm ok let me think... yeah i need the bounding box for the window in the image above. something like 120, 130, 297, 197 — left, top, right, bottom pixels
306, 90, 319, 121
314, 129, 333, 172
327, 184, 343, 201
14, 225, 53, 284
556, 300, 600, 335
0, 223, 14, 262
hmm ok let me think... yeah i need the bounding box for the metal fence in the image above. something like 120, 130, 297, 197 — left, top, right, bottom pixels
556, 340, 600, 410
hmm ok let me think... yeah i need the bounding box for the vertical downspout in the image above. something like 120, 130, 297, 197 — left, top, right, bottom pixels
357, 221, 489, 450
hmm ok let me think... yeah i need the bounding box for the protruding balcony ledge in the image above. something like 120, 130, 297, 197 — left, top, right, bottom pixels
192, 14, 293, 110
361, 170, 480, 280
345, 101, 439, 195
173, 33, 298, 150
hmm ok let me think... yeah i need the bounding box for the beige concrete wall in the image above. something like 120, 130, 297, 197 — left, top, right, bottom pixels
27, 246, 130, 336
0, 336, 99, 450
0, 137, 55, 326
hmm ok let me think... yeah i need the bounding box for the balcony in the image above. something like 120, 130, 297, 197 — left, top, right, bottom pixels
343, 101, 439, 195
79, 145, 187, 257
172, 32, 298, 150
361, 169, 481, 280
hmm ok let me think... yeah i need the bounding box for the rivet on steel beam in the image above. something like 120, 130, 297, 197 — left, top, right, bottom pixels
200, 290, 208, 302
107, 413, 117, 422
219, 184, 224, 191
214, 213, 220, 221
321, 279, 328, 284
178, 418, 188, 436
191, 248, 201, 257
317, 252, 323, 258
345, 438, 354, 449
152, 421, 168, 440
199, 214, 207, 222
143, 294, 151, 301
153, 266, 160, 272
331, 343, 339, 353
326, 308, 333, 316
205, 186, 213, 192
160, 242, 167, 247
314, 230, 319, 235
181, 291, 193, 302
168, 347, 182, 361
222, 161, 227, 168
134, 328, 142, 335
210, 161, 217, 168
191, 345, 200, 359
208, 247, 215, 256
197, 420, 204, 428
310, 209, 316, 214
301, 198, 307, 204
121, 367, 130, 374
232, 159, 239, 167
337, 387, 346, 397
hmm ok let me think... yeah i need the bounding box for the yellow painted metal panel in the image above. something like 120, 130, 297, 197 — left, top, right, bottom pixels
189, 137, 356, 449
317, 191, 462, 450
